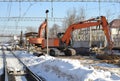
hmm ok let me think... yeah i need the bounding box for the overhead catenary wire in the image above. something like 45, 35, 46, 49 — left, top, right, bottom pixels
98, 0, 100, 16
22, 2, 36, 17
0, 0, 120, 3
0, 2, 120, 36
19, 1, 22, 31
16, 2, 36, 34
15, 1, 22, 32
51, 0, 53, 17
3, 2, 12, 34
119, 2, 120, 17
19, 1, 21, 17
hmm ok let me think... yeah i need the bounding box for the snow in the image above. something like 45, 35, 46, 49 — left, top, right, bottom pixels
14, 51, 120, 81
0, 51, 3, 75
15, 76, 27, 81
5, 51, 25, 71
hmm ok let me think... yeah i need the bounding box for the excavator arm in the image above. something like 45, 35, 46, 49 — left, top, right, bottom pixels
38, 19, 47, 38
29, 19, 47, 44
101, 16, 113, 51
61, 16, 113, 50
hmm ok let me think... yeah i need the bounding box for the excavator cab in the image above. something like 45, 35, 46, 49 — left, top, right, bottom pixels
57, 32, 64, 38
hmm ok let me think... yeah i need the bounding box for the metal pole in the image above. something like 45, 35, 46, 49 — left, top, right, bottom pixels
46, 10, 49, 55
89, 27, 92, 48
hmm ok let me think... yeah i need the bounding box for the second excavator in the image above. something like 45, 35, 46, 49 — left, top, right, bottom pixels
28, 19, 47, 47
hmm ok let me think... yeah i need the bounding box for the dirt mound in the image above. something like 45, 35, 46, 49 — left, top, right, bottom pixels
96, 54, 120, 60
96, 54, 120, 64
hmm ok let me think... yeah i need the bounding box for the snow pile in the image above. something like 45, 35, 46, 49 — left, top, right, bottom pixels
15, 51, 120, 81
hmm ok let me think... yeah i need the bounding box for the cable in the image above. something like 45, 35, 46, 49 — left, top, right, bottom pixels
8, 2, 12, 17
51, 0, 53, 17
19, 1, 22, 32
3, 2, 12, 34
98, 0, 101, 16
19, 1, 21, 17
0, 0, 120, 2
22, 2, 36, 17
16, 2, 36, 34
15, 2, 20, 34
118, 2, 120, 18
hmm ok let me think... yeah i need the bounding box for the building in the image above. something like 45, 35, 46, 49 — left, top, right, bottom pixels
110, 19, 120, 47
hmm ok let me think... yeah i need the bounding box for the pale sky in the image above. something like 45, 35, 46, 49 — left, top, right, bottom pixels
0, 2, 120, 34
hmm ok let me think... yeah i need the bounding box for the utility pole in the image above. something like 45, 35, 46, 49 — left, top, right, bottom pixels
46, 10, 49, 55
89, 27, 92, 48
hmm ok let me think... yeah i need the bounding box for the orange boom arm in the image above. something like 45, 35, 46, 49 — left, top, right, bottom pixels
61, 16, 113, 50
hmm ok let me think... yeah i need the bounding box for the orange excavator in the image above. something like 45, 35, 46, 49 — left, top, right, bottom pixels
28, 19, 47, 47
28, 10, 48, 47
41, 16, 113, 56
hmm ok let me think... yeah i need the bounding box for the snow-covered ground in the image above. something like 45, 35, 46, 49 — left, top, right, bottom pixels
0, 51, 3, 75
5, 51, 25, 71
14, 51, 120, 81
0, 50, 27, 81
15, 76, 27, 81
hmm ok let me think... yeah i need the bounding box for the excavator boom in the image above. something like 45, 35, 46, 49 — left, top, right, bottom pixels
29, 19, 47, 44
38, 19, 47, 38
61, 21, 101, 45
61, 16, 113, 50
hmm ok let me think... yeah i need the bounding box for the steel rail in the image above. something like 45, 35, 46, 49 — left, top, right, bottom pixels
1, 46, 9, 81
9, 48, 45, 81
2, 45, 45, 81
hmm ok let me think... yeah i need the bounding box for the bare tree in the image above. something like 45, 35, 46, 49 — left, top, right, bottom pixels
62, 7, 77, 30
118, 15, 120, 18
76, 7, 86, 21
105, 9, 112, 22
49, 24, 60, 38
75, 7, 86, 41
26, 26, 36, 32
62, 7, 86, 41
63, 7, 86, 30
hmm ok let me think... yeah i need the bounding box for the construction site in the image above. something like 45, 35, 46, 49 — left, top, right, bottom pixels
0, 0, 120, 81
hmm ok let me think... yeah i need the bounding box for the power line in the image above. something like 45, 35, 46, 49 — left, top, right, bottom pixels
3, 2, 12, 34
22, 2, 36, 17
0, 0, 119, 2
19, 1, 21, 17
0, 17, 65, 21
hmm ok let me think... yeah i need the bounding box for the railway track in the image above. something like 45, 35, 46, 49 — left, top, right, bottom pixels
0, 45, 45, 81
